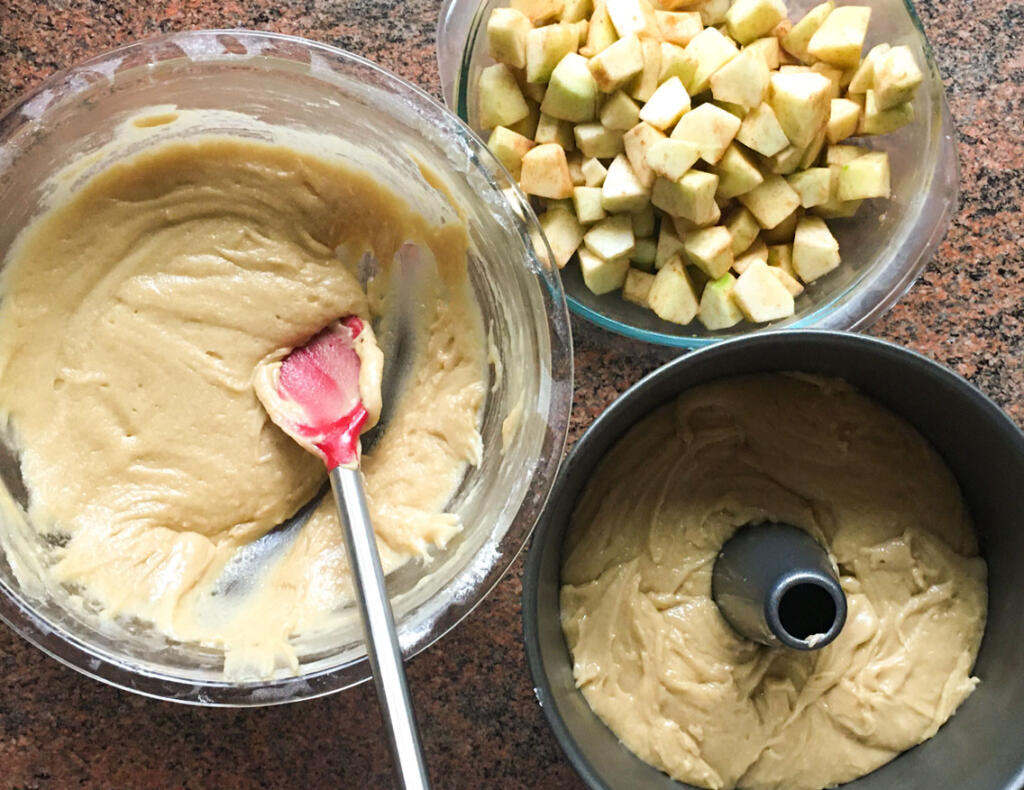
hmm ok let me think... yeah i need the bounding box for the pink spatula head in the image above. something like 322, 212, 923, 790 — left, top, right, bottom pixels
253, 315, 430, 789
254, 316, 382, 470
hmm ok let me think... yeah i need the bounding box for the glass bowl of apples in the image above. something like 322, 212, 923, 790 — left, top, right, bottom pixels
438, 0, 958, 348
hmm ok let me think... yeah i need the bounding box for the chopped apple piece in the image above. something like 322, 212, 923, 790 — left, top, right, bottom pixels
539, 208, 585, 268
786, 167, 831, 208
512, 0, 565, 24
684, 225, 733, 278
645, 138, 701, 181
768, 71, 832, 147
781, 1, 833, 61
584, 214, 636, 259
746, 36, 781, 69
672, 199, 720, 232
715, 143, 764, 199
605, 0, 658, 37
479, 64, 531, 130
574, 19, 591, 46
488, 8, 532, 70
732, 237, 768, 273
602, 153, 651, 212
807, 6, 871, 68
652, 171, 719, 224
859, 90, 914, 134
738, 173, 801, 229
761, 206, 801, 242
659, 42, 698, 85
699, 273, 744, 329
573, 185, 608, 223
736, 102, 789, 156
872, 45, 923, 109
792, 215, 840, 281
574, 122, 625, 157
847, 43, 890, 94
542, 53, 599, 122
733, 260, 795, 321
632, 204, 656, 236
769, 265, 804, 295
520, 143, 574, 198
599, 90, 640, 130
579, 247, 631, 293
589, 34, 645, 91
488, 126, 536, 179
725, 0, 787, 45
639, 77, 692, 130
561, 0, 593, 23
810, 62, 844, 101
630, 238, 657, 269
826, 143, 868, 165
801, 128, 827, 170
582, 157, 608, 186
683, 27, 739, 95
655, 223, 687, 269
827, 98, 862, 143
766, 144, 805, 175
837, 151, 890, 200
526, 24, 579, 84
710, 48, 770, 109
725, 206, 760, 254
536, 113, 577, 149
622, 267, 656, 306
649, 255, 700, 324
670, 103, 740, 164
698, 0, 730, 25
623, 122, 666, 187
585, 1, 619, 56
656, 10, 703, 46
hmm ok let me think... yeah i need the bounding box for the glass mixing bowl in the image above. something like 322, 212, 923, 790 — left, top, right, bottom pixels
437, 0, 959, 348
0, 30, 573, 705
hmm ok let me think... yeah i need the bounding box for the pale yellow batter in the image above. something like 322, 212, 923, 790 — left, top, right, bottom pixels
0, 120, 487, 678
561, 374, 987, 790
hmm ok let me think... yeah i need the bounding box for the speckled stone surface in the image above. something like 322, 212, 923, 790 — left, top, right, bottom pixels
0, 0, 1021, 787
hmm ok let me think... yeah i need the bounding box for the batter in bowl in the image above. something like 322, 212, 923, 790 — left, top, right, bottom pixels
561, 374, 987, 790
0, 114, 487, 678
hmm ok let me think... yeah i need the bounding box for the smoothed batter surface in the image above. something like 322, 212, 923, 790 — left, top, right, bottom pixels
0, 128, 487, 678
561, 374, 987, 790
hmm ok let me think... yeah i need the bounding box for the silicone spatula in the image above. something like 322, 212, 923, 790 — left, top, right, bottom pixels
255, 316, 430, 790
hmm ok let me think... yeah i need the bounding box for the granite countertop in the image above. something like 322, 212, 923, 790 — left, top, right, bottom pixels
0, 0, 1021, 787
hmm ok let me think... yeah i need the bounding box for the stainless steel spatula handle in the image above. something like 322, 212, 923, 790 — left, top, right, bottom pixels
330, 466, 431, 790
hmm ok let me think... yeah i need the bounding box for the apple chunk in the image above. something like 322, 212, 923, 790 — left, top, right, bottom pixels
738, 174, 801, 229
487, 8, 532, 69
652, 171, 719, 225
725, 0, 787, 45
579, 247, 630, 293
786, 167, 831, 208
836, 151, 890, 200
589, 34, 645, 92
584, 214, 636, 260
487, 126, 535, 179
873, 45, 923, 110
807, 6, 872, 68
648, 256, 700, 324
520, 143, 574, 198
714, 143, 764, 199
732, 260, 795, 321
645, 138, 700, 181
710, 48, 770, 109
585, 1, 618, 56
639, 77, 692, 130
655, 10, 703, 46
792, 215, 840, 282
622, 268, 656, 307
781, 1, 833, 62
622, 122, 666, 187
768, 71, 833, 147
538, 208, 585, 268
512, 0, 564, 24
683, 225, 733, 278
736, 102, 789, 156
574, 122, 625, 158
671, 103, 741, 164
599, 90, 641, 130
479, 64, 531, 129
573, 186, 607, 223
699, 273, 744, 329
605, 0, 659, 38
859, 90, 914, 134
542, 53, 599, 122
602, 153, 651, 212
683, 27, 739, 95
827, 98, 862, 143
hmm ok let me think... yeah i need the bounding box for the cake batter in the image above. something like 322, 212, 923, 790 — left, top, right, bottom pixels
561, 374, 987, 790
0, 119, 487, 678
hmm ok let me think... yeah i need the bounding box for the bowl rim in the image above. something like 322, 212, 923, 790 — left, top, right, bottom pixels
436, 0, 961, 348
521, 328, 1024, 789
0, 28, 575, 706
